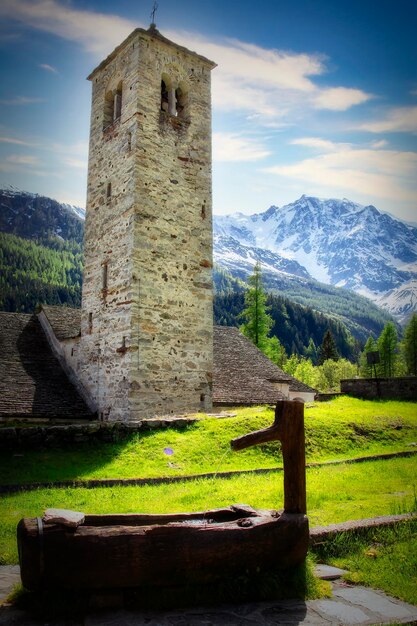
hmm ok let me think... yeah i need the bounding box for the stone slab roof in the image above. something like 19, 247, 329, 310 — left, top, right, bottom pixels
289, 377, 317, 394
213, 326, 289, 405
0, 307, 315, 416
0, 312, 94, 419
41, 305, 81, 341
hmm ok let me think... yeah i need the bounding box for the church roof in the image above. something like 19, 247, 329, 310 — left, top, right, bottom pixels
41, 305, 81, 341
0, 307, 315, 416
0, 312, 94, 420
88, 26, 216, 81
213, 326, 316, 404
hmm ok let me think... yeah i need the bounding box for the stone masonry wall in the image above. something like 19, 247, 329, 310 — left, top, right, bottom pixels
341, 377, 417, 400
79, 29, 215, 420
130, 30, 214, 418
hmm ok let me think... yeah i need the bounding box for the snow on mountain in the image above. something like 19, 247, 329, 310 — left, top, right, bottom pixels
213, 195, 417, 323
62, 203, 86, 221
0, 185, 85, 222
0, 187, 84, 243
375, 279, 417, 322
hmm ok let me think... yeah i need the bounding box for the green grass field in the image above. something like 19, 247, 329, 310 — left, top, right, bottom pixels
1, 397, 416, 486
1, 397, 416, 606
312, 518, 417, 605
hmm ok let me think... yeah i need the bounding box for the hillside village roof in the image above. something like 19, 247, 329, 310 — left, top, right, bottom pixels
0, 308, 316, 417
0, 312, 93, 419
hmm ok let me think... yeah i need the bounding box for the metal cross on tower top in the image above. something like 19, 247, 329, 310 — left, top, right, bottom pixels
150, 1, 158, 26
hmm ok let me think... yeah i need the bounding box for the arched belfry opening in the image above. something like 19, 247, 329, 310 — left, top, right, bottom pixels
161, 74, 188, 118
103, 81, 123, 130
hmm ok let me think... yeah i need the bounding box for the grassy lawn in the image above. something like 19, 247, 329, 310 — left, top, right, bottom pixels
312, 518, 417, 606
1, 397, 416, 486
1, 397, 416, 608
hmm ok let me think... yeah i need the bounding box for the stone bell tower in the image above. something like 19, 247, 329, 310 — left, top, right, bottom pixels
80, 26, 216, 420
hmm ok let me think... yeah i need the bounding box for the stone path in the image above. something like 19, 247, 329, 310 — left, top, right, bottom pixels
1, 565, 417, 625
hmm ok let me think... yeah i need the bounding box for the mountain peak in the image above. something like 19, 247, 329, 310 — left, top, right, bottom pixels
213, 195, 417, 323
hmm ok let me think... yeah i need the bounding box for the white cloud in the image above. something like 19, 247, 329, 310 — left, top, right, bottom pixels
265, 142, 417, 205
0, 0, 134, 56
213, 132, 271, 162
50, 140, 89, 155
0, 96, 45, 105
370, 139, 388, 149
39, 63, 58, 74
358, 105, 417, 134
171, 31, 371, 119
290, 137, 339, 151
63, 157, 87, 169
0, 0, 372, 121
171, 33, 324, 93
313, 87, 373, 111
0, 136, 35, 146
6, 154, 40, 165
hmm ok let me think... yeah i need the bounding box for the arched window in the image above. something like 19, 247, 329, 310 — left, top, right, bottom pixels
103, 82, 122, 130
161, 75, 188, 119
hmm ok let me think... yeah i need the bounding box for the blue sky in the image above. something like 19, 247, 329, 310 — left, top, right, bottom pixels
0, 0, 416, 221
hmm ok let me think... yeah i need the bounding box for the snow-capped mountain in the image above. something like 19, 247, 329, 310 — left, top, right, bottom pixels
214, 195, 417, 323
0, 187, 85, 242
62, 203, 86, 221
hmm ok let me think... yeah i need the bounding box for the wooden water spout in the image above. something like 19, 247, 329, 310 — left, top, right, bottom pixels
231, 400, 306, 515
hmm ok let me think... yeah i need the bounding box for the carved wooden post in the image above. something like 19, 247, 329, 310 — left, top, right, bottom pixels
279, 401, 306, 514
231, 400, 306, 515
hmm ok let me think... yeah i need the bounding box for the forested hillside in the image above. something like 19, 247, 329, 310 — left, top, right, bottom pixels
214, 288, 357, 360
0, 233, 82, 311
0, 189, 84, 312
0, 189, 84, 243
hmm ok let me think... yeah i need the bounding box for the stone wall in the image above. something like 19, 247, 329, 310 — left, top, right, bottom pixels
341, 377, 417, 401
79, 28, 216, 420
0, 416, 197, 451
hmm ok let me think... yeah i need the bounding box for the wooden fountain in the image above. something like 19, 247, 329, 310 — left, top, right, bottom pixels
17, 400, 308, 591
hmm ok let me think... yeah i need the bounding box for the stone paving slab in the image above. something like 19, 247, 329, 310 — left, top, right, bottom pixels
1, 566, 417, 625
314, 564, 348, 580
0, 565, 20, 603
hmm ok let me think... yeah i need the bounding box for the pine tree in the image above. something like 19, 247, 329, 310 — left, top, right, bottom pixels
304, 337, 318, 364
403, 313, 417, 376
318, 329, 339, 365
359, 335, 378, 377
240, 262, 273, 352
377, 322, 398, 377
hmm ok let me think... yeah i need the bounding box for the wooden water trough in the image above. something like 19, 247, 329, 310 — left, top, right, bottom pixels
17, 400, 309, 592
